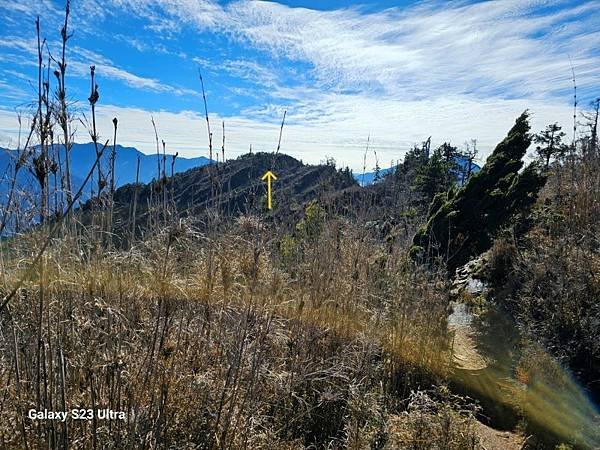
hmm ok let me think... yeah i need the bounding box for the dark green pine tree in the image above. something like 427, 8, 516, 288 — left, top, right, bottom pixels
392, 143, 427, 190
534, 123, 567, 170
412, 145, 457, 206
410, 111, 546, 274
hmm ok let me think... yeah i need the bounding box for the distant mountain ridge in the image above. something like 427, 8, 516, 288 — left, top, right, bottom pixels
355, 167, 395, 186
0, 142, 211, 191
0, 143, 211, 234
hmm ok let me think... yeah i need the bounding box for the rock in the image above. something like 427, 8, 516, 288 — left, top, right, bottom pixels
450, 253, 489, 300
466, 278, 484, 296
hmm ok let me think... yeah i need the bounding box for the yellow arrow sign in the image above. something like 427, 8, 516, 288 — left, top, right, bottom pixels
261, 170, 277, 210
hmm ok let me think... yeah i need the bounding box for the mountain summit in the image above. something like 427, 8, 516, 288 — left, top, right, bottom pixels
106, 152, 357, 237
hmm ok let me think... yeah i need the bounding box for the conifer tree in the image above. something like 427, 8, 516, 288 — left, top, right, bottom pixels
413, 146, 456, 205
410, 112, 546, 274
534, 123, 567, 170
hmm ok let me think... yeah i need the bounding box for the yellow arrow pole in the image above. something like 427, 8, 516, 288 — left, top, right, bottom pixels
261, 170, 277, 210
266, 176, 272, 210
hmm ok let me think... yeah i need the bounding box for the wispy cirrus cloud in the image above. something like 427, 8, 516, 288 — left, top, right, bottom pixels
5, 0, 600, 102
0, 37, 197, 97
98, 0, 599, 99
225, 0, 600, 99
0, 0, 60, 19
68, 60, 198, 97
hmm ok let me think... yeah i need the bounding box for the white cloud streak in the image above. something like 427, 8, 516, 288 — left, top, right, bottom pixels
0, 95, 575, 171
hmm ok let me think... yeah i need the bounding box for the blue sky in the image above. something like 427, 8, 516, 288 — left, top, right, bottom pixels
0, 0, 599, 170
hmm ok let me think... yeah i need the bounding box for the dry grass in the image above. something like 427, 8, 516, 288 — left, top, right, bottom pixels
0, 213, 471, 449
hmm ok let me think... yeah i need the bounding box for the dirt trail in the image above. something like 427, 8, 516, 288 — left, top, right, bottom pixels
448, 302, 488, 371
447, 301, 525, 449
472, 420, 525, 450
451, 324, 488, 371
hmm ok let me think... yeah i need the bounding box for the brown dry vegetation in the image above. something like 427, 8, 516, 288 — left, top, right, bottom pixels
0, 211, 482, 448
486, 149, 600, 428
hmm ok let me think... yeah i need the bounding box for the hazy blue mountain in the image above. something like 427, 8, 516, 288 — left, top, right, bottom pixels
0, 142, 212, 194
0, 143, 211, 235
63, 142, 212, 186
451, 154, 481, 185
355, 167, 395, 186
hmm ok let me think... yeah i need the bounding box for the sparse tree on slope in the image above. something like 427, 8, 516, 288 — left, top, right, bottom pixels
534, 123, 567, 170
